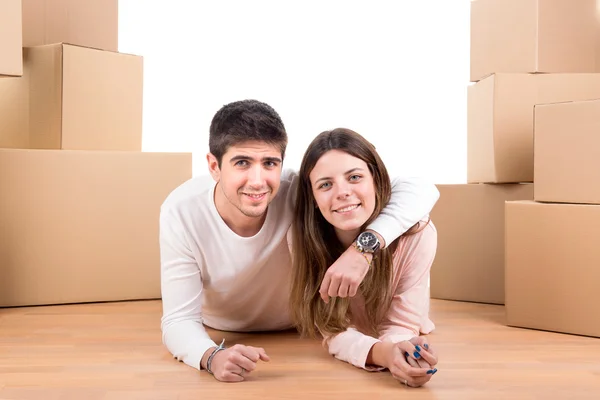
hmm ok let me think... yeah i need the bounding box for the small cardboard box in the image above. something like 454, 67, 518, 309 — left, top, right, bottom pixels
505, 201, 600, 338
0, 43, 143, 151
468, 73, 600, 183
0, 0, 23, 77
470, 0, 597, 82
534, 99, 600, 205
430, 183, 533, 304
22, 0, 118, 52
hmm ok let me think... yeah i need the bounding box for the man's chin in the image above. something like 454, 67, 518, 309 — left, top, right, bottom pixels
240, 206, 268, 219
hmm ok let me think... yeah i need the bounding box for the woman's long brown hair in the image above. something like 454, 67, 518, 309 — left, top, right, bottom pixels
289, 128, 424, 339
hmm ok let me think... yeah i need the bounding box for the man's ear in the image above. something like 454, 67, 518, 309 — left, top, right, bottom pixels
206, 153, 221, 182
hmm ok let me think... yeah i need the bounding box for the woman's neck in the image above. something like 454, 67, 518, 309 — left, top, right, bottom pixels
335, 228, 360, 249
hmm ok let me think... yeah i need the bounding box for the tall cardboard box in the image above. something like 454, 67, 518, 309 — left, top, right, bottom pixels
0, 43, 143, 150
505, 201, 600, 338
534, 99, 600, 204
0, 0, 23, 77
468, 73, 600, 183
430, 183, 533, 304
470, 0, 597, 82
22, 0, 118, 52
0, 149, 193, 307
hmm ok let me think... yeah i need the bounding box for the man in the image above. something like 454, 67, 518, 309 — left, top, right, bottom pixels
159, 99, 439, 382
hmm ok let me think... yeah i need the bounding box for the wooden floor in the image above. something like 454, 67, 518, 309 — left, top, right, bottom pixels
1, 299, 599, 400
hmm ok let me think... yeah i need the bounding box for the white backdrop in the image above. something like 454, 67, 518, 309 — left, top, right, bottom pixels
118, 0, 470, 183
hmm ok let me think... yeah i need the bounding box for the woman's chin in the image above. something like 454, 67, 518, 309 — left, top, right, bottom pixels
332, 219, 367, 232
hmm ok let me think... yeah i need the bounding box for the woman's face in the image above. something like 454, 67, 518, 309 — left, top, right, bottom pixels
309, 149, 376, 233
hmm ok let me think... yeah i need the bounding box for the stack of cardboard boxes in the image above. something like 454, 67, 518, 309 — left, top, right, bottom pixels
431, 0, 600, 338
0, 0, 193, 307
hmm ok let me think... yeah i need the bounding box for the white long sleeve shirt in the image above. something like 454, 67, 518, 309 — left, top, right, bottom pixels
159, 168, 439, 370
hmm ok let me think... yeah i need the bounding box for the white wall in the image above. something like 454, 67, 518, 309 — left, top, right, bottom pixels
118, 0, 470, 183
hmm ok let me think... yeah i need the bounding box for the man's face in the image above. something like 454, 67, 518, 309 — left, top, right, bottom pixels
208, 141, 283, 220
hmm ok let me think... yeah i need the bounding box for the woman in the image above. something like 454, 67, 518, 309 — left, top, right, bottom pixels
289, 128, 439, 387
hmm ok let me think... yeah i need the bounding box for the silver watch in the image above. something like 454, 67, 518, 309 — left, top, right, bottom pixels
355, 231, 380, 254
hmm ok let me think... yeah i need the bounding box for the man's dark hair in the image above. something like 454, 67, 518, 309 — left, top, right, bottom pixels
209, 99, 288, 165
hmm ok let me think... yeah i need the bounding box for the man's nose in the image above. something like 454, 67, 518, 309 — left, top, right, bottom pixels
247, 165, 264, 187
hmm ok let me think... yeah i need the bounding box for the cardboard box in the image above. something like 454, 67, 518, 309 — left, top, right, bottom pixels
0, 0, 23, 76
534, 99, 600, 204
0, 149, 193, 307
596, 6, 600, 73
22, 0, 118, 52
429, 183, 533, 305
467, 73, 600, 184
0, 76, 29, 148
0, 43, 143, 150
470, 0, 597, 82
29, 43, 143, 151
505, 201, 600, 338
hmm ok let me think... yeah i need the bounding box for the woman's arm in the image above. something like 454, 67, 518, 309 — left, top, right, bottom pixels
378, 221, 438, 343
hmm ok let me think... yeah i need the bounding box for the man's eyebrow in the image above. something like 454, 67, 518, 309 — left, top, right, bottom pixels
229, 155, 282, 163
263, 156, 282, 163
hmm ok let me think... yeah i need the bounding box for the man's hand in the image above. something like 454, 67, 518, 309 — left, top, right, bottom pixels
319, 245, 371, 303
204, 344, 270, 382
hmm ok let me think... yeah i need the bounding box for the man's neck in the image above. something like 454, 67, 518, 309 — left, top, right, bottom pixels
214, 185, 266, 238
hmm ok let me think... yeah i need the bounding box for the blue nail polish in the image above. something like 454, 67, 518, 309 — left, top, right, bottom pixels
427, 369, 434, 374
415, 345, 421, 351
432, 368, 438, 375
423, 343, 429, 350
413, 351, 420, 358
405, 351, 409, 358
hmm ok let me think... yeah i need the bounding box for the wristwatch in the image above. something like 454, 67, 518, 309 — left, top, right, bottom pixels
354, 231, 381, 254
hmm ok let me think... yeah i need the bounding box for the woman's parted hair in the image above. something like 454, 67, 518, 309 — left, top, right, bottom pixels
289, 128, 398, 338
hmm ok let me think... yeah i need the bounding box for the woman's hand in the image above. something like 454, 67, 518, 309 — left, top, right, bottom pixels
408, 336, 438, 368
387, 340, 438, 388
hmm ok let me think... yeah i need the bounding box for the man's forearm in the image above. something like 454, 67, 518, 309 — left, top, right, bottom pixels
366, 177, 439, 247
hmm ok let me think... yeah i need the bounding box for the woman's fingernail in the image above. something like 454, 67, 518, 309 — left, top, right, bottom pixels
413, 351, 420, 358
427, 369, 435, 374
423, 343, 429, 350
415, 345, 421, 352
432, 368, 438, 375
405, 351, 409, 358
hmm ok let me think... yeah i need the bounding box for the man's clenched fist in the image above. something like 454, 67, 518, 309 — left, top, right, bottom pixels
204, 344, 270, 382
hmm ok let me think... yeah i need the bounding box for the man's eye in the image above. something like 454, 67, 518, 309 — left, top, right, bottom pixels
235, 160, 248, 167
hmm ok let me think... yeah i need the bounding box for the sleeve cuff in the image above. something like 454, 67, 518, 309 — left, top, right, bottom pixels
365, 219, 397, 249
381, 332, 417, 344
347, 335, 385, 371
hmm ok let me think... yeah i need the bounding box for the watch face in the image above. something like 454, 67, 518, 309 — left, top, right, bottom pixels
358, 232, 378, 250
